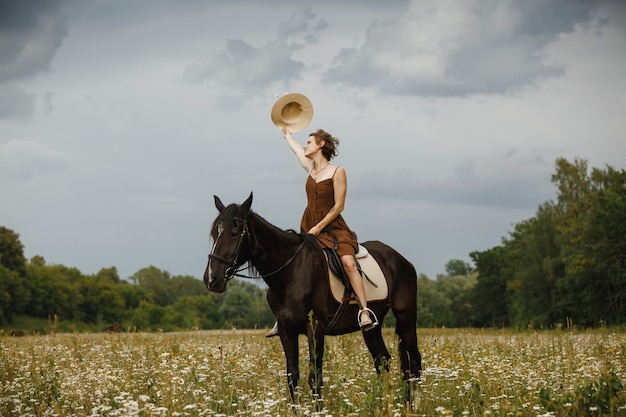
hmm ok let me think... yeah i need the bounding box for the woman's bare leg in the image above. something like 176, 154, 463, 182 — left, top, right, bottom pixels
341, 254, 376, 329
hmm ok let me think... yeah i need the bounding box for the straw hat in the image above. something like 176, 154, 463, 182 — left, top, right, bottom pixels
270, 93, 313, 133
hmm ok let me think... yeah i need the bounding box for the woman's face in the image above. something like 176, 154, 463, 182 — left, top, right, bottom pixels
303, 136, 324, 158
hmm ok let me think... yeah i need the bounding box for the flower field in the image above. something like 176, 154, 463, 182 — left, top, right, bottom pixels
1, 328, 624, 416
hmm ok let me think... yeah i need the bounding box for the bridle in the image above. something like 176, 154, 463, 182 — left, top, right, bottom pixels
208, 215, 306, 281
208, 216, 251, 280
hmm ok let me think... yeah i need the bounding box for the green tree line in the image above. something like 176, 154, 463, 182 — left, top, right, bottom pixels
0, 238, 275, 332
391, 157, 624, 329
468, 157, 625, 328
1, 157, 624, 332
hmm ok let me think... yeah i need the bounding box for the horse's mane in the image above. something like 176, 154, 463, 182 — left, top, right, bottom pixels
212, 204, 312, 280
212, 203, 302, 239
249, 210, 303, 241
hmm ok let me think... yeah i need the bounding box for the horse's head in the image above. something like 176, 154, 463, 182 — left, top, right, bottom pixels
204, 192, 253, 293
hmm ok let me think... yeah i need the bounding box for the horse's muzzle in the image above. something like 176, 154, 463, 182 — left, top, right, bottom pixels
204, 265, 227, 293
211, 277, 227, 293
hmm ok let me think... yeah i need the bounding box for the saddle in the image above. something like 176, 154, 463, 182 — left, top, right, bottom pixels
324, 246, 370, 297
323, 245, 388, 332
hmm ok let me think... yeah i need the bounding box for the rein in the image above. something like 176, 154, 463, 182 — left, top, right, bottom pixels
209, 216, 306, 280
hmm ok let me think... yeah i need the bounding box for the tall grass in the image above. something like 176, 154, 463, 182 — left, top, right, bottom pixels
1, 328, 624, 416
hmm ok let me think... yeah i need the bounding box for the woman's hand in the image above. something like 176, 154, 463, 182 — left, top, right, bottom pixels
308, 224, 323, 236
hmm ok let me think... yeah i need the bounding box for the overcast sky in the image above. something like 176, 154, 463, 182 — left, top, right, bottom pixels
1, 0, 625, 280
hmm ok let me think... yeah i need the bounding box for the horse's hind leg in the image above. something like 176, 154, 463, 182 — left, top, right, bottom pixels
363, 326, 392, 374
397, 328, 421, 380
388, 307, 420, 408
394, 309, 422, 380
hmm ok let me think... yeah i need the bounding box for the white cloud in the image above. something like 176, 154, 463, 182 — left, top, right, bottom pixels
323, 0, 598, 96
180, 7, 327, 108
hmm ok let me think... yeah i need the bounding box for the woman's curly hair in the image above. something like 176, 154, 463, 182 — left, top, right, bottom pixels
309, 129, 339, 161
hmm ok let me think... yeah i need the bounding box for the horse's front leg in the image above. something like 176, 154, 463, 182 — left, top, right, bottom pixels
307, 315, 325, 406
279, 331, 300, 403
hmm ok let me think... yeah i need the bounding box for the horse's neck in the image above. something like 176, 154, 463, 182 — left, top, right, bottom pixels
249, 214, 296, 257
248, 214, 303, 277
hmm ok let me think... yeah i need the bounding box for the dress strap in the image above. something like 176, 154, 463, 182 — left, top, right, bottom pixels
330, 166, 340, 178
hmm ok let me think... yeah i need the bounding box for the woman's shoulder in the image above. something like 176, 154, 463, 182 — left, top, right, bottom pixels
331, 165, 347, 180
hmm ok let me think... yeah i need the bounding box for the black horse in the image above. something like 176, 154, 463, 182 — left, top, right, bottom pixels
204, 193, 422, 404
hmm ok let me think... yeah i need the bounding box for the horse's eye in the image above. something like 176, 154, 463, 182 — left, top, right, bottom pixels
230, 228, 240, 237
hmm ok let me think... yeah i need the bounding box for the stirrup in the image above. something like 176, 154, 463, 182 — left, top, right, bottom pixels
265, 322, 279, 338
357, 308, 379, 332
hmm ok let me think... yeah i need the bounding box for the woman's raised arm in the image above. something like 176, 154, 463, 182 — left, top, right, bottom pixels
281, 127, 313, 173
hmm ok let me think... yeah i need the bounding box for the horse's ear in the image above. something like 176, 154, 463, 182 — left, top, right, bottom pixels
240, 192, 253, 214
214, 195, 226, 213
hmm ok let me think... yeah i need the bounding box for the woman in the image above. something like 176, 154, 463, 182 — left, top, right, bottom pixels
266, 127, 375, 336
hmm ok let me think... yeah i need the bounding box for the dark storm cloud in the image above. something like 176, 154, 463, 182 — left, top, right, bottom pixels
0, 0, 67, 120
0, 0, 68, 82
323, 0, 601, 97
181, 7, 326, 108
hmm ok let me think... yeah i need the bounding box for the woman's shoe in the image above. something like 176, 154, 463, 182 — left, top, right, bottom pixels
265, 322, 279, 337
358, 308, 377, 331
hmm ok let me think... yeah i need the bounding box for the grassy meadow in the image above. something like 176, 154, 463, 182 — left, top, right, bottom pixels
1, 327, 624, 416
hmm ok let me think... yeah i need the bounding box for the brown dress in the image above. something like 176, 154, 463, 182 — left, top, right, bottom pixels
300, 167, 358, 257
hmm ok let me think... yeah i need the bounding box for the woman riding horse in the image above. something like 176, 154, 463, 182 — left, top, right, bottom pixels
204, 193, 422, 405
204, 94, 421, 405
273, 127, 375, 332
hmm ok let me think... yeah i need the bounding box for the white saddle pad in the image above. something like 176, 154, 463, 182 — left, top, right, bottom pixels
328, 251, 388, 304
